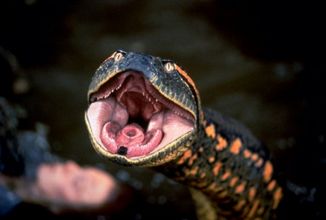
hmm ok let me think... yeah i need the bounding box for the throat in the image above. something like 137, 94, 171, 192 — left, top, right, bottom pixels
128, 116, 148, 130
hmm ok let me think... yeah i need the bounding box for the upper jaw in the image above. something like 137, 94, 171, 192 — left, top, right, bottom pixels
88, 53, 198, 121
89, 70, 195, 122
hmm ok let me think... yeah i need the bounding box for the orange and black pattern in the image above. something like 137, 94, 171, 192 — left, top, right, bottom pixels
86, 50, 284, 220
158, 109, 283, 219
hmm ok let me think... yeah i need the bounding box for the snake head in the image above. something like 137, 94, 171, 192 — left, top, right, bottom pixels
85, 50, 201, 166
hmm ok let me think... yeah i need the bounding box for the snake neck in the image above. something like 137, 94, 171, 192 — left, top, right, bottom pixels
157, 109, 283, 219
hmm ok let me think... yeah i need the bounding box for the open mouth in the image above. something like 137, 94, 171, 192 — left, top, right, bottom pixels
86, 71, 195, 158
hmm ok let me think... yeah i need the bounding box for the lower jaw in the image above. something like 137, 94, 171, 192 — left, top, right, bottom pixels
92, 130, 194, 166
101, 120, 164, 157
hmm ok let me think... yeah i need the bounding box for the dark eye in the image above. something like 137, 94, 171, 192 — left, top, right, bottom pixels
164, 62, 175, 73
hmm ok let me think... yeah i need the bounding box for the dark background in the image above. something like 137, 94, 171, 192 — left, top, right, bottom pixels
1, 0, 325, 219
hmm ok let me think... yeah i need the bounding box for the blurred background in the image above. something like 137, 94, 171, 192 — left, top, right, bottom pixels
1, 0, 325, 219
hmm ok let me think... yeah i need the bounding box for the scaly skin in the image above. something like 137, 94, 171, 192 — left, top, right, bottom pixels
157, 109, 283, 219
85, 50, 283, 219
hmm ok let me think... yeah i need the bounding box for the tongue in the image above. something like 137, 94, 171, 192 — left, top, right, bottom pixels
100, 113, 164, 157
116, 124, 145, 147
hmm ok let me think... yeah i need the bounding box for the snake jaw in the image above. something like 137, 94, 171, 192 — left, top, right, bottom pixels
86, 71, 195, 160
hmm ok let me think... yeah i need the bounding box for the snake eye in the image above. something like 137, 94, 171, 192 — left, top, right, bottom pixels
164, 62, 175, 72
113, 51, 125, 62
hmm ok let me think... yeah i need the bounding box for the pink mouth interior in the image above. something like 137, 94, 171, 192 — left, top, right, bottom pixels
86, 72, 194, 158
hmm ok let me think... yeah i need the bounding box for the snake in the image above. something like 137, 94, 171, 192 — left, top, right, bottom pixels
84, 50, 283, 219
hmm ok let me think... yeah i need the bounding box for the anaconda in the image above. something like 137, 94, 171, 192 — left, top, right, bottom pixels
85, 50, 283, 219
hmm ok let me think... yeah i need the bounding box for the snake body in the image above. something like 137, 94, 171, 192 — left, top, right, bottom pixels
85, 50, 283, 219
